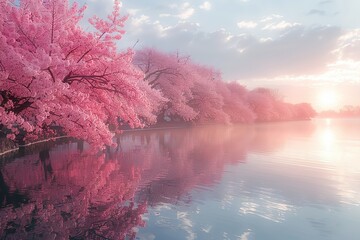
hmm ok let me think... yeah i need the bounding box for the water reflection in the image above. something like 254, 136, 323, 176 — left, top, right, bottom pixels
0, 119, 359, 239
0, 144, 146, 239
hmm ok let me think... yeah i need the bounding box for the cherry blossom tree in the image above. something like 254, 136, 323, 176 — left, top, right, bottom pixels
0, 0, 160, 148
246, 88, 279, 121
134, 48, 198, 122
292, 103, 316, 119
189, 65, 231, 124
246, 88, 316, 121
217, 82, 255, 123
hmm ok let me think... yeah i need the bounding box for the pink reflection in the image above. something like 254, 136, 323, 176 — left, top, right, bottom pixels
0, 145, 146, 239
113, 123, 316, 206
0, 121, 329, 238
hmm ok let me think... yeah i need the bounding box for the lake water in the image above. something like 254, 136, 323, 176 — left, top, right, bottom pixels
0, 118, 359, 239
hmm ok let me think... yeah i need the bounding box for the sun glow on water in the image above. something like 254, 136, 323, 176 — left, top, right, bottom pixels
317, 119, 338, 162
321, 128, 335, 146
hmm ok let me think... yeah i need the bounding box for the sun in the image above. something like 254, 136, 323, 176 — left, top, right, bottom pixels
317, 90, 338, 110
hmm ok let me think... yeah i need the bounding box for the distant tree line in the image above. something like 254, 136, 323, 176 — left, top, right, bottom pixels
133, 48, 316, 125
318, 105, 360, 118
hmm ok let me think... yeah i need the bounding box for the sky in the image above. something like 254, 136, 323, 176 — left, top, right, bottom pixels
80, 0, 360, 111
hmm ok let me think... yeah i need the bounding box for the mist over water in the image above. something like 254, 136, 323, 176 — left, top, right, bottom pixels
1, 119, 359, 239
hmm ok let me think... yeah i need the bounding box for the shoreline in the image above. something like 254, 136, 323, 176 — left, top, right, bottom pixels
0, 118, 324, 157
0, 136, 68, 158
0, 125, 189, 158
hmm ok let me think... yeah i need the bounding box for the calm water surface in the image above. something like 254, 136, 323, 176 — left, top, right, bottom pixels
0, 119, 359, 239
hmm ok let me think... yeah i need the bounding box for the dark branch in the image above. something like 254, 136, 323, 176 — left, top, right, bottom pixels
49, 2, 55, 56
77, 49, 92, 63
64, 46, 81, 60
47, 67, 56, 82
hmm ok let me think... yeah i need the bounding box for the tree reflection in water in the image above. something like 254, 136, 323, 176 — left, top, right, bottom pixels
0, 142, 146, 239
0, 123, 315, 239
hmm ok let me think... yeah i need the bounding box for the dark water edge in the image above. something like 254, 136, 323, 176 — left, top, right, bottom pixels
0, 118, 360, 239
0, 137, 72, 165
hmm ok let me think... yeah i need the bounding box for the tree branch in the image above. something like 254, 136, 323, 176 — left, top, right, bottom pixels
77, 49, 92, 63
64, 46, 81, 60
17, 24, 37, 50
49, 2, 55, 56
47, 67, 56, 82
144, 68, 175, 82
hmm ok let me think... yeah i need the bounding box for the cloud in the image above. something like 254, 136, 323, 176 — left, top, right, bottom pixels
178, 8, 195, 19
132, 15, 150, 27
307, 9, 326, 16
239, 231, 252, 240
199, 1, 212, 11
179, 8, 195, 19
260, 14, 283, 23
236, 15, 299, 32
124, 2, 195, 20
123, 17, 342, 80
335, 29, 360, 61
258, 15, 300, 31
237, 21, 258, 29
262, 20, 301, 31
178, 2, 195, 19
